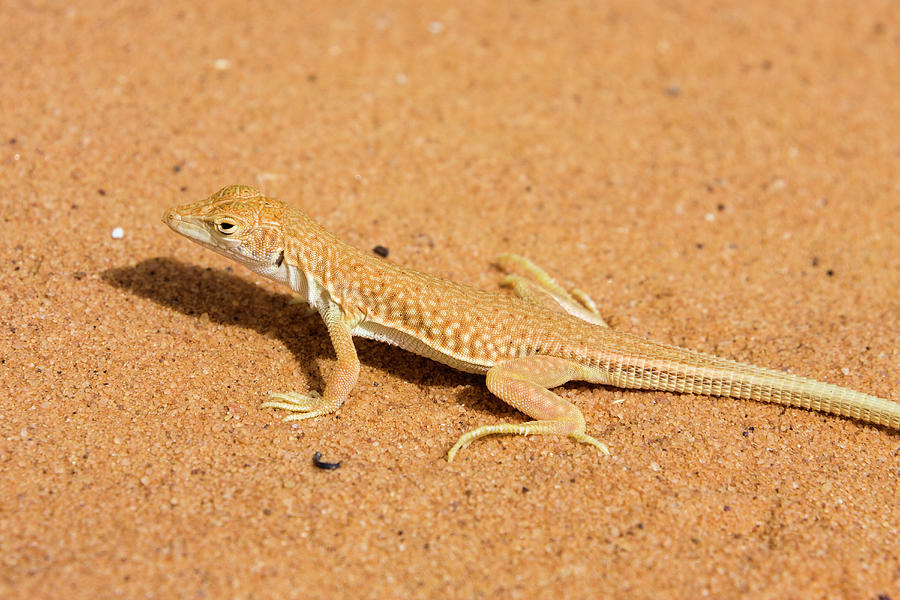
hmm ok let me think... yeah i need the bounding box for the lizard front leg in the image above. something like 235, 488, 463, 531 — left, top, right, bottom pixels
260, 300, 361, 421
447, 355, 610, 461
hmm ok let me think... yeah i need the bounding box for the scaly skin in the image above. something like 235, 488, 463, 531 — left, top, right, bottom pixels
164, 185, 900, 461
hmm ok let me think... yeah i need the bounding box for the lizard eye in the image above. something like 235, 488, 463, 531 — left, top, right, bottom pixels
216, 220, 237, 235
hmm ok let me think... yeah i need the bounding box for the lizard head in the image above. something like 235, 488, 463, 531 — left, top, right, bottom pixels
164, 185, 287, 270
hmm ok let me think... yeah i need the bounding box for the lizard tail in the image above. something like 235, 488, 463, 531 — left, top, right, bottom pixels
596, 332, 900, 429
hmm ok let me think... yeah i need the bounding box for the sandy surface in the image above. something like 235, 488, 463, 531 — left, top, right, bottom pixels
2, 1, 899, 598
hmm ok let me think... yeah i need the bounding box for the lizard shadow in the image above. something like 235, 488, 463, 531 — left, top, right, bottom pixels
101, 257, 494, 412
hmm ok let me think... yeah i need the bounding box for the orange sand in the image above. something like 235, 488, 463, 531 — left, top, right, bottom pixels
2, 1, 898, 597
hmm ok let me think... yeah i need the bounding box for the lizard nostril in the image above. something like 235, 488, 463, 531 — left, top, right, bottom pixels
163, 210, 180, 225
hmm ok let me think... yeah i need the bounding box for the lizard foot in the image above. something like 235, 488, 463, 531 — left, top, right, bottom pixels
495, 253, 608, 327
260, 391, 338, 421
446, 421, 611, 462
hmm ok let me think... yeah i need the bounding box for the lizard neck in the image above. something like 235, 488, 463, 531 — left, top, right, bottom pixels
278, 206, 367, 312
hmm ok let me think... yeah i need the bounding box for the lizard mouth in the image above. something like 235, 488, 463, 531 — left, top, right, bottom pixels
163, 210, 217, 247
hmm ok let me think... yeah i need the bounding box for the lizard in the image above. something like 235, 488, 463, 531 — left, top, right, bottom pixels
163, 184, 900, 461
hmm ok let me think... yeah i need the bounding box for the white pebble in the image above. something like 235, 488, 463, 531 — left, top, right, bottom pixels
111, 227, 124, 239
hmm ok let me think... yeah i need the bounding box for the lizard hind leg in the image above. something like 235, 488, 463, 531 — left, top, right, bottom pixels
496, 253, 608, 327
447, 355, 610, 461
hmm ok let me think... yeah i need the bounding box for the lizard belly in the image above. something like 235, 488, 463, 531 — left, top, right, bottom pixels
352, 320, 491, 374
